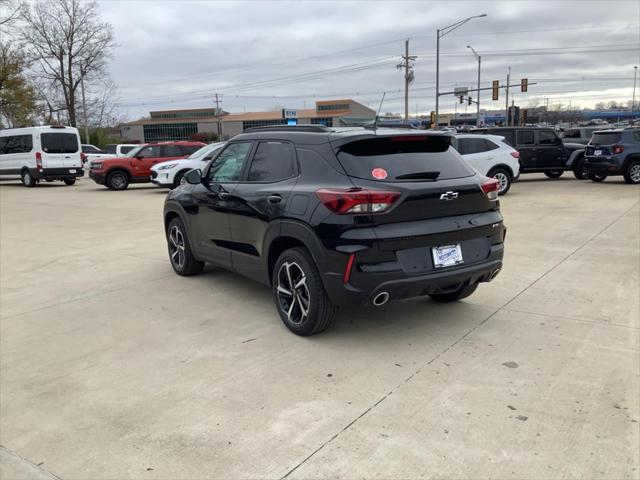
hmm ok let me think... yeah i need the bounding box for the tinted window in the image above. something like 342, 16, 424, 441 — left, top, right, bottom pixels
178, 145, 202, 156
0, 135, 33, 154
539, 130, 559, 145
208, 142, 252, 182
161, 145, 182, 157
456, 138, 495, 155
106, 144, 117, 154
41, 133, 79, 153
489, 129, 515, 146
563, 129, 580, 139
590, 132, 623, 145
120, 146, 135, 155
336, 136, 474, 182
517, 130, 535, 145
247, 141, 295, 182
136, 145, 161, 158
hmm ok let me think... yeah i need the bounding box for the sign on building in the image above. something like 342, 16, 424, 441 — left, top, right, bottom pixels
282, 109, 298, 119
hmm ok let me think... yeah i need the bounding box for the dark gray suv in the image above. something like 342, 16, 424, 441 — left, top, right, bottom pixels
584, 128, 640, 184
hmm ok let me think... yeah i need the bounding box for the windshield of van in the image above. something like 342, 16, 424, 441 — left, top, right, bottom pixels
41, 132, 79, 153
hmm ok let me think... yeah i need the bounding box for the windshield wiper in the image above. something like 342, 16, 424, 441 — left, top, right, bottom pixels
395, 171, 440, 180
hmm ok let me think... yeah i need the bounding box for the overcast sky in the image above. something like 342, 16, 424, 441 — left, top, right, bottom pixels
97, 0, 640, 120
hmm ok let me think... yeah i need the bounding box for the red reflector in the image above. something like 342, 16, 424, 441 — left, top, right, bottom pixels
481, 177, 500, 201
316, 188, 400, 214
343, 253, 355, 284
510, 151, 520, 159
35, 152, 42, 171
612, 145, 624, 154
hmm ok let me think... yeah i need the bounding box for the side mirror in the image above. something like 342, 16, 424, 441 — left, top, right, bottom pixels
184, 168, 202, 185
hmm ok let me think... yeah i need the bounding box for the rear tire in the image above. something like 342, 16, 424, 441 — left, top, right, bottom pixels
63, 179, 76, 186
166, 217, 204, 276
488, 167, 512, 195
429, 283, 478, 303
106, 170, 129, 190
273, 247, 337, 336
590, 173, 607, 183
21, 170, 36, 187
544, 170, 564, 179
623, 160, 640, 184
572, 156, 589, 180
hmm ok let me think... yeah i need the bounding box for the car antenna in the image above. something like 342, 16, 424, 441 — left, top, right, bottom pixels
373, 92, 386, 132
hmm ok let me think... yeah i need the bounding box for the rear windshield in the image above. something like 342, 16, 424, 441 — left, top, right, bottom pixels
41, 133, 79, 153
336, 136, 474, 182
590, 132, 623, 145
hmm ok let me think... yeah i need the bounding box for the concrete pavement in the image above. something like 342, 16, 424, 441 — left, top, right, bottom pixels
0, 174, 638, 479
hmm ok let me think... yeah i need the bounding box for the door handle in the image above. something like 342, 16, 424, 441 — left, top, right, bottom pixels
267, 194, 282, 204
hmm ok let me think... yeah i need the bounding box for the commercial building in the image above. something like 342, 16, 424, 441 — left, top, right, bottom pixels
119, 99, 376, 143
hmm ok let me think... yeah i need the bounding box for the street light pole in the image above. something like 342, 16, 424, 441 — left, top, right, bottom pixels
467, 45, 481, 127
632, 65, 638, 119
434, 14, 487, 129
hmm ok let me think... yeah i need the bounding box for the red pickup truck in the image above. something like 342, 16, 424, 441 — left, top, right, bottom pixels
89, 141, 205, 190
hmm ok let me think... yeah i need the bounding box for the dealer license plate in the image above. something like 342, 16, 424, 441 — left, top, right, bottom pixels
432, 244, 463, 268
69, 169, 76, 173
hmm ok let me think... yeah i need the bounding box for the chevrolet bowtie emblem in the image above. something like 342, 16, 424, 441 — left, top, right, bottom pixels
439, 191, 459, 201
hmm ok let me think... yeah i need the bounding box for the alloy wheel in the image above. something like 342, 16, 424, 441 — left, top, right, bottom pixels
276, 261, 310, 325
112, 174, 126, 189
168, 225, 186, 270
630, 163, 640, 183
493, 172, 509, 193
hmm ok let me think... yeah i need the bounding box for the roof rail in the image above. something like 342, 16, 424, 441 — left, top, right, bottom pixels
243, 124, 333, 133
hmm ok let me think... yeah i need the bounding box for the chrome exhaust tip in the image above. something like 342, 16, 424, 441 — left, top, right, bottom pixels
489, 268, 501, 281
372, 291, 390, 306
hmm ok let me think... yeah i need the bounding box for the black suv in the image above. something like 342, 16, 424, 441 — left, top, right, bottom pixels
584, 128, 640, 184
163, 126, 506, 336
472, 127, 587, 179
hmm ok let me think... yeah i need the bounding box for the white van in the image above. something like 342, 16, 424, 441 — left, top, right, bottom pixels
0, 125, 84, 187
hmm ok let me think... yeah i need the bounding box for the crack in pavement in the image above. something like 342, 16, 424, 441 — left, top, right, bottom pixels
280, 200, 639, 479
0, 445, 61, 479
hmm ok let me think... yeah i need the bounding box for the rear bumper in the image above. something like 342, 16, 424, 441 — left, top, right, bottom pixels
584, 157, 623, 175
35, 167, 84, 179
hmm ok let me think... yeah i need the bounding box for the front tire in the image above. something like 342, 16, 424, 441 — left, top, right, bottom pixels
21, 170, 36, 187
590, 173, 607, 183
273, 247, 337, 336
488, 167, 512, 195
429, 283, 478, 303
166, 217, 204, 276
623, 160, 640, 184
63, 179, 76, 186
544, 170, 564, 179
106, 170, 129, 190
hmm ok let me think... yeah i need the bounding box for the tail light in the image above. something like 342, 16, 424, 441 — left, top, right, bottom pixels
510, 151, 520, 159
35, 152, 43, 171
481, 177, 500, 201
343, 253, 356, 283
612, 145, 624, 154
316, 188, 400, 214
80, 152, 87, 163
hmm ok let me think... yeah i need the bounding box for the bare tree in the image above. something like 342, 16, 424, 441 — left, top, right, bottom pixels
0, 0, 21, 27
20, 0, 115, 127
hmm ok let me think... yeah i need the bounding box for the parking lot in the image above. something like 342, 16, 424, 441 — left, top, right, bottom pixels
0, 175, 638, 479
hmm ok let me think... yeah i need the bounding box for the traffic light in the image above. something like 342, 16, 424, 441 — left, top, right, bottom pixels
492, 80, 499, 101
522, 109, 528, 125
468, 96, 472, 105
521, 78, 528, 92
459, 96, 464, 104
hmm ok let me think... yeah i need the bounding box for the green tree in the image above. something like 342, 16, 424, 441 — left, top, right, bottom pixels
0, 41, 37, 127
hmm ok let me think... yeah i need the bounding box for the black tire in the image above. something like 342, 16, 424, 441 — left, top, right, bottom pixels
106, 170, 129, 190
488, 167, 512, 195
623, 159, 640, 184
572, 156, 589, 180
21, 170, 36, 187
429, 283, 479, 303
166, 217, 204, 276
544, 170, 564, 179
273, 247, 338, 336
172, 170, 188, 189
590, 173, 607, 183
63, 179, 76, 186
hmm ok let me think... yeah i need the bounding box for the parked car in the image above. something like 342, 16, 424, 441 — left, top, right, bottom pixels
452, 134, 520, 195
163, 125, 505, 336
471, 127, 587, 179
85, 143, 138, 165
0, 125, 84, 187
584, 128, 640, 184
82, 144, 103, 153
561, 126, 604, 145
151, 142, 225, 189
89, 141, 205, 190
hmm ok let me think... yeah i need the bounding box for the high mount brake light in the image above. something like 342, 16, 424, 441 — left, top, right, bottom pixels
316, 188, 400, 214
481, 177, 500, 201
510, 151, 520, 159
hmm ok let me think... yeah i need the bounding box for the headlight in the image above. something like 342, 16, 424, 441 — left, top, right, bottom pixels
158, 163, 179, 170
91, 162, 102, 169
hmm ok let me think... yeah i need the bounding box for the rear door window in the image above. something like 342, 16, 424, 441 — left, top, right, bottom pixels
41, 133, 79, 153
590, 132, 623, 145
517, 130, 535, 146
137, 145, 161, 158
161, 145, 182, 157
489, 129, 515, 146
247, 141, 295, 182
456, 138, 496, 155
336, 135, 474, 182
0, 135, 33, 154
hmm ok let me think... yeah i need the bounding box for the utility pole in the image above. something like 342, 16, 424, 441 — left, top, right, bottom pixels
215, 93, 224, 140
80, 64, 89, 144
397, 39, 415, 123
632, 66, 638, 118
467, 46, 481, 126
505, 66, 511, 126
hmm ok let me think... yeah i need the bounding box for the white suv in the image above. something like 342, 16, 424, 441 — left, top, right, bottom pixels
151, 142, 225, 188
452, 134, 520, 195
